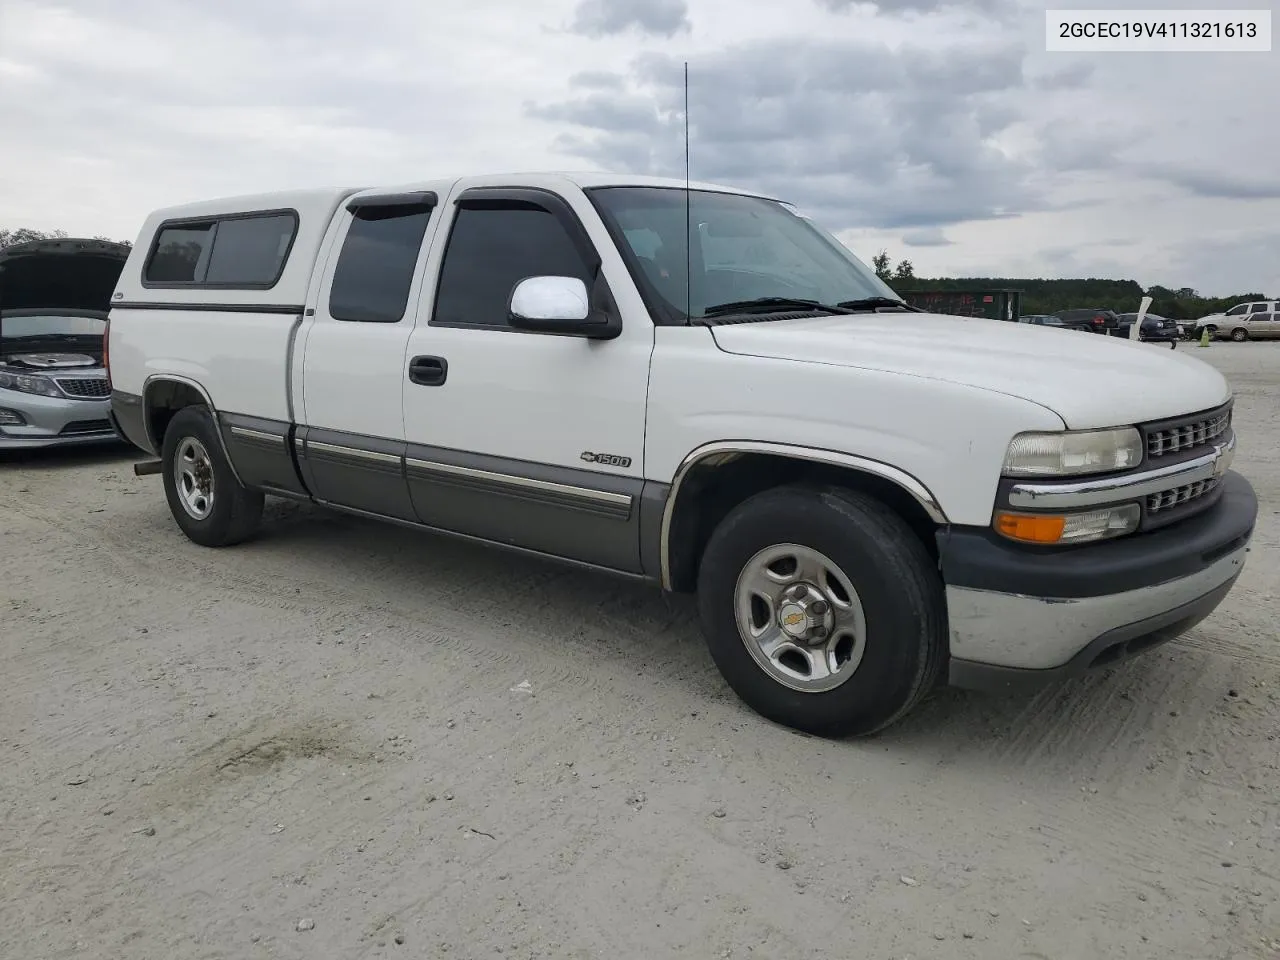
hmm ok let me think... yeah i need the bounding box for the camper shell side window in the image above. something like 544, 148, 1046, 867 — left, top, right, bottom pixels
142, 209, 300, 290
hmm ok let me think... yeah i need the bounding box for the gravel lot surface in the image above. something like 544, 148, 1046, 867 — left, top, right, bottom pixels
2, 342, 1277, 960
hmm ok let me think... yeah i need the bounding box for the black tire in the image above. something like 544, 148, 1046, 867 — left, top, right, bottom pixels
1204, 325, 1217, 340
161, 406, 264, 547
1230, 328, 1248, 342
695, 484, 946, 738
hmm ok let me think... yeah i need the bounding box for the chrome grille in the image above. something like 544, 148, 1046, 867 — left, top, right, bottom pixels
1146, 407, 1231, 458
1147, 477, 1220, 514
55, 377, 111, 399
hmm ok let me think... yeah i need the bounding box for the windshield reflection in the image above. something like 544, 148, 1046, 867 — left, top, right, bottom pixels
588, 187, 899, 322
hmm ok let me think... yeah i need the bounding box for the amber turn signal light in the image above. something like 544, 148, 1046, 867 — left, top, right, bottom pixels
995, 512, 1067, 544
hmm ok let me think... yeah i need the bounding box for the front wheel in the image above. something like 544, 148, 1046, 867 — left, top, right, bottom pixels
1231, 328, 1248, 342
161, 406, 264, 547
696, 485, 946, 738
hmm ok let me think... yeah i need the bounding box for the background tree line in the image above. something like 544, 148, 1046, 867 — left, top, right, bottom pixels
0, 227, 132, 250
872, 251, 1269, 321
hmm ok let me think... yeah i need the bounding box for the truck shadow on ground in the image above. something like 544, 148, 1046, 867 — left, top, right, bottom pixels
253, 499, 1235, 773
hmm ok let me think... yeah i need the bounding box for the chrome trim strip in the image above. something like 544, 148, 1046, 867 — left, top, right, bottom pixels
405, 457, 634, 509
314, 499, 653, 583
306, 440, 401, 465
658, 441, 949, 592
1007, 435, 1235, 510
229, 425, 284, 446
283, 315, 304, 423
140, 374, 245, 487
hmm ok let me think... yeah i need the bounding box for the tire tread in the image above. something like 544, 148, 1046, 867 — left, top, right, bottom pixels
696, 482, 946, 737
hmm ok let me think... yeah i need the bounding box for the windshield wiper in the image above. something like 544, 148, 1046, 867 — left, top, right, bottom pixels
701, 297, 857, 318
836, 297, 922, 312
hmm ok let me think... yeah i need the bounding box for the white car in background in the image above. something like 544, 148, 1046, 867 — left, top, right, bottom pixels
1193, 301, 1280, 342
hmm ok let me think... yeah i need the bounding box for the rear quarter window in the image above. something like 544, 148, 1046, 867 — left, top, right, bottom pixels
328, 202, 434, 324
143, 210, 298, 288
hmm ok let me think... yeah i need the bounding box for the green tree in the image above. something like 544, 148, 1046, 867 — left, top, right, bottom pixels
0, 228, 130, 250
871, 250, 892, 281
0, 227, 67, 249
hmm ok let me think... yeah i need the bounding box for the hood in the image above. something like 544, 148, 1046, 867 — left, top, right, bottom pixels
0, 238, 129, 313
708, 313, 1230, 429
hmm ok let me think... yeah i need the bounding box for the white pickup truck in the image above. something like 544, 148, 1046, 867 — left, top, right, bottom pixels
107, 172, 1257, 737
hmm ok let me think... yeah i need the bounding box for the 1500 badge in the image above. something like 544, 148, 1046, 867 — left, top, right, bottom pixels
581, 451, 632, 468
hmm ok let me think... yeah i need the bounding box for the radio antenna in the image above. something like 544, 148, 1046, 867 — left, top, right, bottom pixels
683, 60, 692, 322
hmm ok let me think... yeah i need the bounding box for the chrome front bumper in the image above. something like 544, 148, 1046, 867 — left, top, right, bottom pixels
947, 545, 1247, 684
940, 470, 1257, 694
0, 389, 120, 450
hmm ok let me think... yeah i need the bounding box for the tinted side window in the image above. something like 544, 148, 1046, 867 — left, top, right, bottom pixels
146, 223, 215, 283
329, 203, 434, 323
205, 215, 296, 284
433, 206, 592, 328
1248, 303, 1267, 314
1225, 304, 1247, 315
144, 212, 298, 286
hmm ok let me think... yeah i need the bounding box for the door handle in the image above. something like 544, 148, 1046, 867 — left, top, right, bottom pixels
408, 355, 448, 386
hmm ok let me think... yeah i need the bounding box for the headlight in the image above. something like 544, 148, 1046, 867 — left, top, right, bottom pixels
995, 504, 1140, 545
0, 371, 62, 398
1002, 427, 1143, 477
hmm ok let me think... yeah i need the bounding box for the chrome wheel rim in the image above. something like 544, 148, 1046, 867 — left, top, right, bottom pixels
733, 543, 867, 693
174, 437, 215, 520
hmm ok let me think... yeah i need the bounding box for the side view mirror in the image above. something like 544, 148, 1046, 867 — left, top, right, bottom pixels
508, 276, 619, 339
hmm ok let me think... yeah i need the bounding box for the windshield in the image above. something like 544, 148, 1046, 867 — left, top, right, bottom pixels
587, 187, 901, 322
0, 312, 105, 342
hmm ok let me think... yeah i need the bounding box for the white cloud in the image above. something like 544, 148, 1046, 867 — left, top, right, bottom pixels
0, 0, 1274, 296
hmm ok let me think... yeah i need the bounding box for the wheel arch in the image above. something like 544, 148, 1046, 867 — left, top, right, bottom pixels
659, 441, 949, 593
142, 375, 245, 486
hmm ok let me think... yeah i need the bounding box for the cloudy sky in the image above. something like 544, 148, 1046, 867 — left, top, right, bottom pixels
1, 0, 1275, 296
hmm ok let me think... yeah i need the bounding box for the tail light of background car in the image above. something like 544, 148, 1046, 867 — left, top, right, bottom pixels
103, 318, 110, 385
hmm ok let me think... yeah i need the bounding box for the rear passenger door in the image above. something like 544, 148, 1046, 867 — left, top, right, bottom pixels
295, 188, 446, 520
1243, 302, 1269, 338
399, 183, 654, 574
1258, 302, 1280, 338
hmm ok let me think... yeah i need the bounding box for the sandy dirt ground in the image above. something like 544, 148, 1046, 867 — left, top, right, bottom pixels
1, 342, 1278, 960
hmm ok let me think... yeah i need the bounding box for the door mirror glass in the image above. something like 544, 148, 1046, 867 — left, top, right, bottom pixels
509, 275, 590, 323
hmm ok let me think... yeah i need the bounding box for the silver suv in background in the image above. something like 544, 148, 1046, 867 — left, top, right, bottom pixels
1194, 301, 1280, 342
0, 238, 129, 450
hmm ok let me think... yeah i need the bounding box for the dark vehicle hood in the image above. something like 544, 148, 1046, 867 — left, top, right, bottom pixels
0, 238, 129, 313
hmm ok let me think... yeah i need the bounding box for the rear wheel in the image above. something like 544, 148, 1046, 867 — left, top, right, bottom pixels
695, 485, 945, 738
1231, 327, 1248, 342
161, 406, 263, 547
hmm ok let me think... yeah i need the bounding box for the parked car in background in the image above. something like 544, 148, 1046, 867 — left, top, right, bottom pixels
1019, 314, 1092, 332
1193, 301, 1280, 342
1053, 308, 1120, 334
0, 238, 129, 450
1115, 312, 1180, 348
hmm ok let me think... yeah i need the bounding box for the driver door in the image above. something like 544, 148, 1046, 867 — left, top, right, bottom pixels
398, 181, 654, 574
